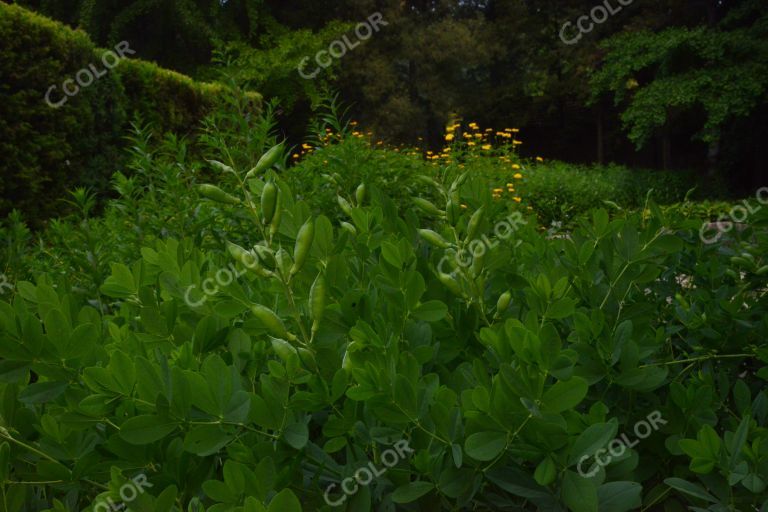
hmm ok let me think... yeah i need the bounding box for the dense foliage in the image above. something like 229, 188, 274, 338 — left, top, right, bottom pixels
1, 107, 767, 509
0, 3, 259, 223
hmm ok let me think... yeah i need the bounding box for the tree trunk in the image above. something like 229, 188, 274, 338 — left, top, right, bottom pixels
597, 107, 604, 165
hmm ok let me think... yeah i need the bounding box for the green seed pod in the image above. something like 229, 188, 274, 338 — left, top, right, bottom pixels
418, 229, 450, 249
756, 265, 768, 275
438, 272, 462, 296
450, 171, 469, 193
254, 245, 276, 269
355, 183, 366, 205
446, 192, 461, 225
198, 184, 240, 205
251, 304, 295, 340
496, 291, 512, 313
341, 222, 357, 236
414, 175, 442, 189
269, 187, 282, 236
471, 247, 485, 276
261, 180, 278, 224
275, 248, 292, 277
338, 196, 353, 216
724, 268, 739, 279
226, 241, 259, 270
731, 256, 750, 266
465, 206, 485, 242
245, 143, 284, 179
291, 218, 315, 276
413, 198, 443, 217
309, 273, 326, 336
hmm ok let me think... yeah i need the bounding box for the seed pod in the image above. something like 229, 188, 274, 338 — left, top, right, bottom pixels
254, 245, 276, 269
355, 183, 366, 205
414, 175, 442, 189
450, 171, 469, 193
438, 272, 462, 296
275, 248, 292, 277
465, 206, 485, 242
756, 265, 768, 276
269, 187, 282, 236
207, 160, 235, 174
496, 291, 512, 313
291, 218, 315, 275
245, 143, 284, 179
418, 229, 450, 249
731, 256, 750, 267
341, 222, 357, 236
446, 192, 460, 224
226, 241, 259, 269
471, 248, 485, 276
338, 196, 353, 216
251, 304, 295, 340
309, 273, 326, 336
413, 198, 443, 217
261, 180, 278, 224
198, 184, 240, 205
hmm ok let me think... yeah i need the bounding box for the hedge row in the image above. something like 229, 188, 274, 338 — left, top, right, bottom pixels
0, 3, 260, 224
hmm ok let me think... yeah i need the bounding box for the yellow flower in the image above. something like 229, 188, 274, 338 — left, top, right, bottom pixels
536, 156, 544, 162
460, 204, 468, 209
467, 141, 476, 146
512, 128, 520, 133
469, 122, 479, 129
506, 183, 514, 187
482, 144, 492, 150
445, 133, 455, 142
512, 164, 521, 170
292, 154, 300, 159
513, 197, 522, 203
513, 140, 523, 145
513, 173, 523, 179
493, 188, 504, 193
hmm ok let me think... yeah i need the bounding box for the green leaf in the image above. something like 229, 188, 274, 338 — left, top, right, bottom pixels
546, 298, 576, 320
569, 421, 618, 465
119, 415, 179, 445
412, 300, 448, 322
465, 431, 507, 461
283, 421, 309, 450
18, 381, 68, 404
542, 377, 589, 413
184, 426, 235, 456
267, 489, 302, 512
534, 457, 557, 486
664, 478, 718, 503
390, 481, 435, 503
728, 415, 750, 468
562, 470, 598, 512
597, 481, 642, 512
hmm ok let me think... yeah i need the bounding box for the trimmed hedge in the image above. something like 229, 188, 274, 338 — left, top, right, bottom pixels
0, 3, 260, 224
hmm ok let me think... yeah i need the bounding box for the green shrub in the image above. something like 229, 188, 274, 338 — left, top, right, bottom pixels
0, 3, 260, 224
1, 144, 766, 510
